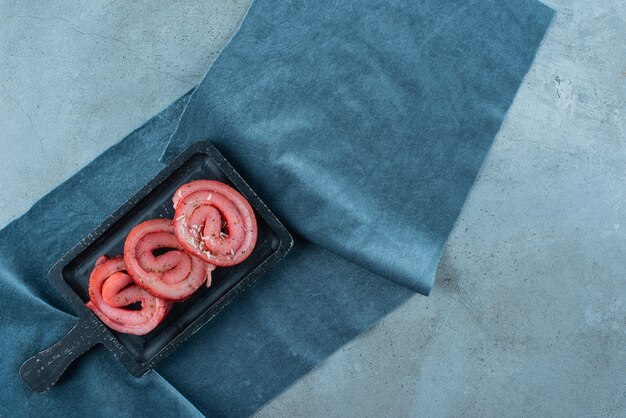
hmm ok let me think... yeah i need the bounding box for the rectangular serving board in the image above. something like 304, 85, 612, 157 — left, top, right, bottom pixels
20, 141, 293, 392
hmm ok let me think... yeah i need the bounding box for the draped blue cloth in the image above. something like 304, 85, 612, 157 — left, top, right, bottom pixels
1, 0, 553, 416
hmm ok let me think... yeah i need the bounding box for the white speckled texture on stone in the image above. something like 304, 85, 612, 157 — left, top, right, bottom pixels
1, 0, 625, 416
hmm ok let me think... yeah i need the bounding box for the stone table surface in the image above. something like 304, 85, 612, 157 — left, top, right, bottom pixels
1, 1, 624, 416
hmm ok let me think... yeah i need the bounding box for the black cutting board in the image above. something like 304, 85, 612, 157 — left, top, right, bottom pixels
19, 141, 293, 393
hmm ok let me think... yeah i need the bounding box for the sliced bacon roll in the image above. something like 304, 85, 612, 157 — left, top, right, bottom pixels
86, 255, 171, 335
124, 218, 214, 301
172, 180, 257, 267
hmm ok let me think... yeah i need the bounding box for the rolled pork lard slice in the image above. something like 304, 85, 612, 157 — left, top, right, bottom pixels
124, 219, 214, 301
86, 255, 171, 335
173, 180, 257, 266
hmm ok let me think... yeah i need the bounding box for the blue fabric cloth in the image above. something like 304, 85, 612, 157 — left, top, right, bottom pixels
2, 0, 553, 416
163, 0, 554, 294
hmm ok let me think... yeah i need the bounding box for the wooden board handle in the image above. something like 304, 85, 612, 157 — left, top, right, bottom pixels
20, 320, 99, 393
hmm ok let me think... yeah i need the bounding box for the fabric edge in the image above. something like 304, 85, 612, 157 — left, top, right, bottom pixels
159, 0, 258, 164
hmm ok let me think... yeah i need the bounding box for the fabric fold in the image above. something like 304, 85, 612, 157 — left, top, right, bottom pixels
162, 0, 554, 294
0, 91, 411, 417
